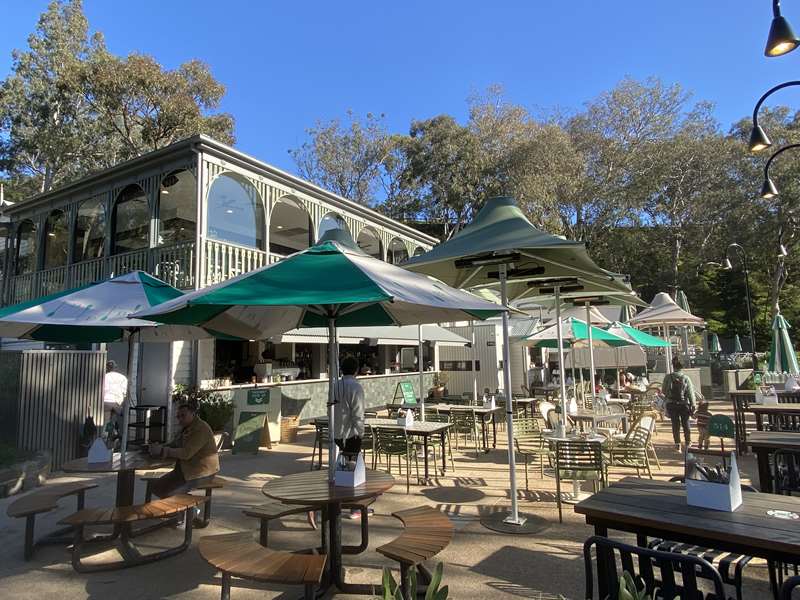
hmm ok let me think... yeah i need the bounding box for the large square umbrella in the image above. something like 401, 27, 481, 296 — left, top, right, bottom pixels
768, 313, 800, 375
133, 230, 505, 482
0, 271, 218, 451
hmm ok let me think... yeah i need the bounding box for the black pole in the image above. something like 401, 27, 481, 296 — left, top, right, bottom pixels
727, 244, 758, 373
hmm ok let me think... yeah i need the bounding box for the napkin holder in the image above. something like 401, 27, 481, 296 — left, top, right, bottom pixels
334, 451, 366, 487
397, 409, 414, 427
685, 450, 742, 512
87, 438, 112, 464
756, 385, 779, 405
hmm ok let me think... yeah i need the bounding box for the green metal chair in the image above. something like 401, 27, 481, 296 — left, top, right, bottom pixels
373, 428, 420, 493
603, 414, 656, 479
513, 417, 550, 488
555, 440, 605, 523
310, 421, 329, 471
708, 414, 736, 452
449, 408, 481, 457
419, 412, 455, 474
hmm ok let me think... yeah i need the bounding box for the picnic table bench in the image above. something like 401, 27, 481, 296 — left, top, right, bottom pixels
141, 472, 226, 527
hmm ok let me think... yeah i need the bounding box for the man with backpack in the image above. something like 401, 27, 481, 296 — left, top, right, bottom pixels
661, 357, 699, 451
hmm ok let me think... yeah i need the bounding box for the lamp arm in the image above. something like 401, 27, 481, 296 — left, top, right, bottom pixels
752, 81, 800, 126
775, 0, 783, 18
764, 142, 800, 179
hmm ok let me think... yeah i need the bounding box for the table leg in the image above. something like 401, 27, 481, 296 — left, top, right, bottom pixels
492, 415, 497, 448
116, 470, 136, 507
441, 431, 447, 474
329, 502, 343, 589
757, 413, 765, 431
756, 448, 774, 493
594, 524, 610, 600
423, 436, 430, 482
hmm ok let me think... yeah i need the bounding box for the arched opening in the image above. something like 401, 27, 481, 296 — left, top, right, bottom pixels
43, 210, 69, 269
413, 246, 426, 257
15, 220, 37, 275
158, 169, 196, 245
207, 173, 265, 250
357, 227, 382, 259
388, 238, 409, 265
112, 185, 149, 255
269, 197, 312, 255
74, 197, 106, 262
317, 212, 349, 242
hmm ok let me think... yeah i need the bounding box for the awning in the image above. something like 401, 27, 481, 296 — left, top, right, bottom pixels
267, 324, 470, 346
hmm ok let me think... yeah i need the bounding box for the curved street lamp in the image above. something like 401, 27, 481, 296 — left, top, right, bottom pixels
766, 0, 800, 56
748, 80, 800, 152
723, 244, 759, 373
759, 142, 800, 198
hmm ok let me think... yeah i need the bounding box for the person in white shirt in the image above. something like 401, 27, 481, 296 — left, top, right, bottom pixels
103, 360, 128, 434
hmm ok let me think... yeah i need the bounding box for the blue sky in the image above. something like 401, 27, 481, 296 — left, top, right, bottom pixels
2, 1, 799, 172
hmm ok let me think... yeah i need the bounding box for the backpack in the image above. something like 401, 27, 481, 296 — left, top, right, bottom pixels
668, 373, 688, 406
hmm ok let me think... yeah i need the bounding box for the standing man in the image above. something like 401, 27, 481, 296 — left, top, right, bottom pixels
333, 356, 366, 457
661, 357, 699, 451
103, 360, 128, 438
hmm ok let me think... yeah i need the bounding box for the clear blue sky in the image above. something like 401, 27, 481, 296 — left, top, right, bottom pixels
2, 1, 799, 173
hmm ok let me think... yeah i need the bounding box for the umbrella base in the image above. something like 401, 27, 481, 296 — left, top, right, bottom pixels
480, 509, 549, 535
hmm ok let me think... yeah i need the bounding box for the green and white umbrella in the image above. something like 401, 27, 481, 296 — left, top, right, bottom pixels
524, 317, 633, 349
734, 334, 744, 353
709, 332, 721, 354
134, 230, 505, 481
605, 321, 671, 348
0, 271, 217, 451
768, 314, 800, 375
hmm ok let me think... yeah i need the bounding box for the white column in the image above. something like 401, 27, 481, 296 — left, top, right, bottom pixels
418, 324, 425, 421
586, 302, 597, 408
555, 287, 567, 424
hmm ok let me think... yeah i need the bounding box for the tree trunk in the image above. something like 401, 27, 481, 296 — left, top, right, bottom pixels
671, 230, 682, 288
769, 257, 786, 319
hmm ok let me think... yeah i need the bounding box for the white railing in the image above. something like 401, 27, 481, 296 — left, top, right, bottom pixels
107, 248, 149, 278
38, 265, 69, 296
9, 272, 37, 304
152, 242, 195, 290
268, 252, 285, 264
69, 256, 106, 287
203, 240, 267, 286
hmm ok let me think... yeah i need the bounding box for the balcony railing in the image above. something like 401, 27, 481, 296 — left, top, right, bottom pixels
2, 240, 284, 306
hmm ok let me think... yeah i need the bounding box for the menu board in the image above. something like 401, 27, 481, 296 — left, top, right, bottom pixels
233, 411, 266, 454
394, 381, 417, 405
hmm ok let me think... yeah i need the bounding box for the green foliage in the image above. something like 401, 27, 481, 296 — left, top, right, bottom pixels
0, 443, 34, 468
617, 571, 679, 600
381, 562, 448, 600
172, 384, 233, 432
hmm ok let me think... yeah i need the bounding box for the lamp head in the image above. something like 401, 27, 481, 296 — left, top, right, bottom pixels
760, 176, 779, 199
779, 244, 789, 257
749, 124, 773, 152
765, 14, 800, 56
723, 258, 734, 270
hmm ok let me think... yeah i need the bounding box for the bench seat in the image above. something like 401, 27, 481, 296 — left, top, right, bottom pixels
199, 532, 326, 600
141, 472, 225, 526
60, 494, 206, 526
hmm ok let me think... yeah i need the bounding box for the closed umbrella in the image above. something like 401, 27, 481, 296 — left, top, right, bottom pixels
133, 230, 505, 482
0, 271, 216, 452
734, 334, 744, 353
768, 314, 800, 375
709, 332, 722, 354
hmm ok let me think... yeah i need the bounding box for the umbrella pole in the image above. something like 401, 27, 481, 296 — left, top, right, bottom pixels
327, 317, 339, 483
471, 320, 478, 403
664, 323, 673, 373
120, 330, 138, 454
585, 302, 597, 409
499, 264, 523, 525
555, 288, 567, 425
418, 324, 425, 421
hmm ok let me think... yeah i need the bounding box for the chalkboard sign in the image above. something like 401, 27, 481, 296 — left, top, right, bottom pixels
247, 388, 270, 405
233, 411, 266, 454
394, 381, 417, 405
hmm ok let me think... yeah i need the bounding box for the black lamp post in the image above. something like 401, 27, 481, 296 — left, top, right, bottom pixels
759, 142, 800, 198
723, 244, 759, 372
765, 0, 800, 56
748, 80, 800, 152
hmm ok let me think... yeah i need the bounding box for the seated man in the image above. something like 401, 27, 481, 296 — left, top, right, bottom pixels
149, 403, 220, 501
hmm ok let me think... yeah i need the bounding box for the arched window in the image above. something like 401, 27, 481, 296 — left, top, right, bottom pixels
74, 197, 106, 262
15, 220, 37, 275
112, 185, 149, 254
317, 212, 349, 242
388, 238, 409, 265
269, 197, 312, 255
43, 210, 69, 269
207, 173, 265, 249
357, 227, 382, 259
413, 246, 426, 257
158, 170, 196, 245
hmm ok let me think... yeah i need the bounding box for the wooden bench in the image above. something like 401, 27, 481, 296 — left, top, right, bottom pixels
6, 480, 98, 560
141, 472, 225, 527
376, 506, 454, 599
59, 494, 206, 572
243, 496, 375, 554
199, 532, 326, 600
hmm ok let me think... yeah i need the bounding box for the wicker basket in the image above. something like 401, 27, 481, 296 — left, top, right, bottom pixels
280, 416, 300, 443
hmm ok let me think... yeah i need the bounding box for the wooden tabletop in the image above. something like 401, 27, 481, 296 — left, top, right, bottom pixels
429, 404, 503, 414
570, 409, 626, 422
261, 469, 395, 506
749, 405, 800, 415
62, 451, 174, 474
575, 477, 800, 559
366, 418, 451, 434
747, 430, 800, 450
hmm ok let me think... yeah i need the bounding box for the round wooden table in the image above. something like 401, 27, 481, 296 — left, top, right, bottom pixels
262, 469, 394, 595
63, 451, 173, 507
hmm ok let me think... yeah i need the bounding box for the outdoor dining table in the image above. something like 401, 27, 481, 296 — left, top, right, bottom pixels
428, 403, 503, 451
568, 408, 628, 433
575, 476, 800, 599
730, 390, 800, 454
530, 384, 560, 401
747, 430, 800, 493
262, 469, 395, 596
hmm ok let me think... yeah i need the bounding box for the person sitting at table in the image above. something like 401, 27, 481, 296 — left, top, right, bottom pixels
149, 403, 220, 506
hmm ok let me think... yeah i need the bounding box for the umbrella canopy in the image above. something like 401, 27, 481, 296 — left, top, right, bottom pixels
768, 314, 800, 374
605, 321, 671, 348
628, 292, 706, 327
734, 334, 744, 353
524, 317, 633, 349
675, 289, 691, 313
0, 271, 213, 342
543, 304, 610, 325
709, 332, 722, 353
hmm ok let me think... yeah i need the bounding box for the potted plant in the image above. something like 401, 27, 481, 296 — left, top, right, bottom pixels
172, 384, 234, 444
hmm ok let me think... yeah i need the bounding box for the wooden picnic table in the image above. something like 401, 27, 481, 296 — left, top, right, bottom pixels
730, 390, 800, 454
575, 476, 800, 599
428, 403, 503, 451
262, 469, 394, 596
747, 430, 800, 493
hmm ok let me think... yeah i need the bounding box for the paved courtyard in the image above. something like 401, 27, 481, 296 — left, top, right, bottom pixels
0, 399, 774, 599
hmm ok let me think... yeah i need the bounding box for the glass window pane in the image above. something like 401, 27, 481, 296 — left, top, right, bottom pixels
74, 197, 106, 261
43, 210, 69, 269
207, 174, 265, 249
357, 228, 382, 259
16, 220, 37, 274
113, 185, 149, 254
269, 198, 311, 255
388, 238, 408, 264
318, 212, 349, 242
158, 170, 196, 245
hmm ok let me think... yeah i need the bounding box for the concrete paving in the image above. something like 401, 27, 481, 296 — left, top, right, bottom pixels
0, 399, 776, 599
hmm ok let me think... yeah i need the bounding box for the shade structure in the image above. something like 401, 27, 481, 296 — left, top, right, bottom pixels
734, 334, 744, 353
768, 314, 800, 375
402, 196, 641, 529
524, 317, 632, 349
605, 321, 670, 348
134, 230, 505, 482
543, 304, 610, 325
709, 332, 721, 354
270, 324, 469, 346
0, 271, 217, 452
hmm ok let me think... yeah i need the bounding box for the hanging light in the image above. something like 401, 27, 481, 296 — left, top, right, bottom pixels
749, 124, 773, 152
760, 176, 779, 198
723, 258, 734, 270
765, 0, 800, 56
779, 244, 789, 256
